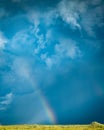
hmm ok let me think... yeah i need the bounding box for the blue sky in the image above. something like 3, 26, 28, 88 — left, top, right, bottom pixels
0, 0, 104, 125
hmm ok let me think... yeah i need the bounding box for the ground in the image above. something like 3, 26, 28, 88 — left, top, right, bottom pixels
0, 122, 104, 130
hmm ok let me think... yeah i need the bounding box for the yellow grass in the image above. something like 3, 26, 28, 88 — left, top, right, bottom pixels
0, 122, 104, 130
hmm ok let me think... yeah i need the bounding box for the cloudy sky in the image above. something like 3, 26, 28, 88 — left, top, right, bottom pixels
0, 0, 104, 125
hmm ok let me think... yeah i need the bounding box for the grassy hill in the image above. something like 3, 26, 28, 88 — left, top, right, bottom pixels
0, 122, 104, 130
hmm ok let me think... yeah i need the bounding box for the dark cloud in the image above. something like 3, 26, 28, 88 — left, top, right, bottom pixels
0, 0, 60, 17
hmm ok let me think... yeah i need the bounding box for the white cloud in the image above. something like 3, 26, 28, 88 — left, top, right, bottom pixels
33, 27, 52, 55
13, 58, 31, 79
26, 2, 83, 69
57, 0, 81, 29
27, 2, 83, 61
27, 1, 81, 30
0, 93, 13, 111
57, 0, 104, 36
0, 32, 8, 50
43, 9, 58, 26
26, 0, 103, 38
8, 0, 103, 71
29, 14, 54, 54
55, 39, 81, 59
34, 27, 46, 54
11, 30, 31, 49
45, 57, 53, 69
79, 1, 104, 36
40, 39, 82, 69
41, 53, 53, 69
27, 10, 57, 55
27, 9, 57, 27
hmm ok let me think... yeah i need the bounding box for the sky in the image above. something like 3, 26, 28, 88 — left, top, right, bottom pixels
0, 0, 104, 125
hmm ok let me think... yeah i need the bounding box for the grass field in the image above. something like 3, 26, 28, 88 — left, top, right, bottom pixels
0, 122, 104, 130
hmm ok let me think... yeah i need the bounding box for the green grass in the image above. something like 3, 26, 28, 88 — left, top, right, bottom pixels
0, 122, 104, 130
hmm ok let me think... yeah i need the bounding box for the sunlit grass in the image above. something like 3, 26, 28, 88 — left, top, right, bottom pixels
0, 122, 104, 130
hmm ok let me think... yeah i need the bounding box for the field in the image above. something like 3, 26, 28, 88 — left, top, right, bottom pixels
0, 122, 104, 130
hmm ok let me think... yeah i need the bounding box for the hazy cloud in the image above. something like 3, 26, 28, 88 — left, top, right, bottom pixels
58, 0, 81, 29
0, 93, 13, 111
0, 32, 8, 50
55, 39, 81, 59
57, 0, 104, 36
